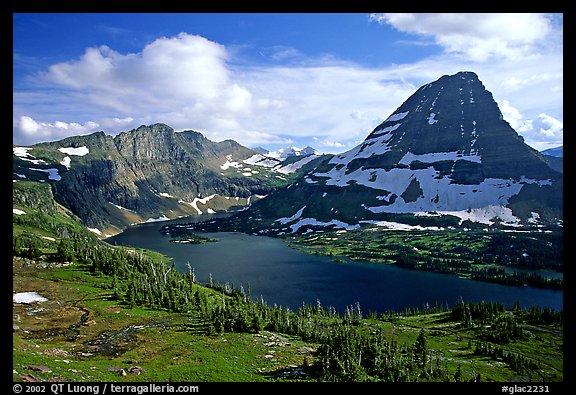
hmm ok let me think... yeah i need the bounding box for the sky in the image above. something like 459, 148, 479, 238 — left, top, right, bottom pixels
12, 13, 563, 153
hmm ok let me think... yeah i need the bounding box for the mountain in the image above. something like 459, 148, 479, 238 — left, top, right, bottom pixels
12, 124, 324, 237
267, 146, 321, 159
540, 146, 563, 174
13, 72, 562, 238
207, 71, 562, 235
540, 146, 563, 158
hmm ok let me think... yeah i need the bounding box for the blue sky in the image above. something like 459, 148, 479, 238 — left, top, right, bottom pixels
13, 13, 563, 152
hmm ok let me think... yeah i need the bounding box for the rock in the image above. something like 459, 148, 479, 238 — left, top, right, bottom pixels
297, 346, 316, 354
127, 366, 144, 375
33, 123, 274, 232
13, 324, 20, 332
27, 365, 51, 373
19, 373, 40, 382
43, 348, 69, 357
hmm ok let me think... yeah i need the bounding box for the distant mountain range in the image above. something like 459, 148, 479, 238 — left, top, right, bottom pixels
540, 146, 563, 158
13, 71, 562, 237
252, 146, 322, 159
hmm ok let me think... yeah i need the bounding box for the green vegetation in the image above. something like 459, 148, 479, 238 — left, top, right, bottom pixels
168, 233, 218, 244
287, 226, 563, 289
13, 248, 563, 382
12, 180, 563, 382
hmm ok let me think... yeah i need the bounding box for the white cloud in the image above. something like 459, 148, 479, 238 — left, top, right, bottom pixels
497, 101, 563, 151
536, 113, 563, 138
499, 100, 533, 132
370, 13, 556, 61
15, 116, 100, 143
41, 34, 240, 113
13, 17, 562, 153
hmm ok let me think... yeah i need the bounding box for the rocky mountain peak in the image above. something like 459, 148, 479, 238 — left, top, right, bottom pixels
114, 123, 183, 160
330, 71, 558, 182
235, 71, 562, 232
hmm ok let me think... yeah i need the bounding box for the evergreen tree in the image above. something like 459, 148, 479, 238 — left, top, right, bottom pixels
454, 364, 462, 382
414, 329, 429, 378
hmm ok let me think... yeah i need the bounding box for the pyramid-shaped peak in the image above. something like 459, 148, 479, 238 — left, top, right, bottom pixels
434, 71, 480, 83
330, 70, 559, 183
452, 70, 478, 79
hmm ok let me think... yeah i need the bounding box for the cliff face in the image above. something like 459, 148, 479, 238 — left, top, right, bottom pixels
13, 124, 293, 236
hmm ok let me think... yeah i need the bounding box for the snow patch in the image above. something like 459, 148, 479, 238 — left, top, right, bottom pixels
243, 154, 279, 168
58, 145, 90, 156
58, 146, 89, 156
60, 157, 71, 169
188, 194, 217, 215
399, 151, 481, 164
385, 111, 409, 122
289, 218, 360, 233
13, 208, 27, 215
360, 220, 444, 231
276, 155, 320, 174
434, 206, 521, 226
146, 215, 170, 223
527, 212, 541, 224
276, 206, 306, 225
108, 202, 137, 213
13, 292, 48, 304
13, 147, 46, 165
221, 155, 243, 170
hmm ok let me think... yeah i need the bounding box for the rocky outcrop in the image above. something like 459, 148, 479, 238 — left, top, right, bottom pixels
16, 124, 289, 235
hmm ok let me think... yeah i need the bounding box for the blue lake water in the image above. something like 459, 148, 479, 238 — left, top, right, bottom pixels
107, 215, 563, 314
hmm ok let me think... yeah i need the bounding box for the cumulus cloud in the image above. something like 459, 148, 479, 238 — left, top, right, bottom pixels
499, 100, 533, 132
13, 17, 562, 152
15, 116, 101, 144
370, 13, 555, 61
536, 113, 563, 138
498, 100, 563, 150
41, 34, 244, 113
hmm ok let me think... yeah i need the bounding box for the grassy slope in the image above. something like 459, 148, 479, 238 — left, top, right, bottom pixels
12, 259, 317, 382
13, 257, 563, 382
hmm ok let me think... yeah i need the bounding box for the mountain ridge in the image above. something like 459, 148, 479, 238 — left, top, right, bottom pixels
13, 123, 324, 237
196, 71, 562, 235
13, 72, 562, 237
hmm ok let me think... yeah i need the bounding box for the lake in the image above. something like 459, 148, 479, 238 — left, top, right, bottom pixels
106, 215, 563, 314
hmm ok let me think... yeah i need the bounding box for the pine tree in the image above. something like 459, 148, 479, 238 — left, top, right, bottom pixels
414, 329, 429, 378
452, 364, 461, 382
